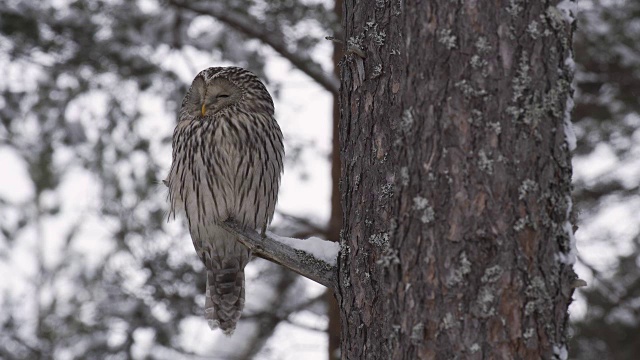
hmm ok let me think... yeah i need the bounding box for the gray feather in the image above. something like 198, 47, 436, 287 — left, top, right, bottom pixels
166, 66, 284, 335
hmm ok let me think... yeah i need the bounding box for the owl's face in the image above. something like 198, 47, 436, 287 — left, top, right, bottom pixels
184, 76, 242, 117
181, 67, 274, 121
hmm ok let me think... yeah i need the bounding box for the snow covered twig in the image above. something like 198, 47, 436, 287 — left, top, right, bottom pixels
220, 220, 339, 289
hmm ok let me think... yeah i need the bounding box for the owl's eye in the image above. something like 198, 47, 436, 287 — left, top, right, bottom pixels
217, 94, 230, 99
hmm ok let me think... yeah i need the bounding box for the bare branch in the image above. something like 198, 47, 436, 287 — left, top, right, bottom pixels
272, 210, 330, 239
170, 1, 339, 95
220, 220, 338, 289
283, 317, 327, 333
243, 291, 327, 321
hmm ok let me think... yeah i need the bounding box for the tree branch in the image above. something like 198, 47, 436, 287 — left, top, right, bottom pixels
220, 220, 338, 289
170, 1, 339, 95
272, 210, 330, 240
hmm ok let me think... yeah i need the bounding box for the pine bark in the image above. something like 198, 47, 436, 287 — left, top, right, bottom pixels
337, 1, 577, 359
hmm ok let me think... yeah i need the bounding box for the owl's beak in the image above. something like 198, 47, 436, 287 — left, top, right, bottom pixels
201, 104, 206, 116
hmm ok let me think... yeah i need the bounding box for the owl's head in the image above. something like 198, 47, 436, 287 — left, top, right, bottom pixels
181, 67, 274, 119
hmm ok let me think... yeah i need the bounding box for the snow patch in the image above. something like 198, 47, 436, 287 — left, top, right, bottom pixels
564, 54, 576, 73
557, 195, 577, 265
557, 0, 577, 23
563, 42, 577, 152
563, 89, 577, 151
553, 344, 569, 360
272, 234, 340, 266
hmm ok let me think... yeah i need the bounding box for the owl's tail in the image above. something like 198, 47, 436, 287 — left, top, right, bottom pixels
204, 254, 249, 335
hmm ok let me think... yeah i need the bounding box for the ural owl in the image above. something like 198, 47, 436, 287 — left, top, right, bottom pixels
165, 67, 284, 334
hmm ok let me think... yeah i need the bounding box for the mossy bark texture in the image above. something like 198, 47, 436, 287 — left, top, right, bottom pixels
337, 1, 577, 359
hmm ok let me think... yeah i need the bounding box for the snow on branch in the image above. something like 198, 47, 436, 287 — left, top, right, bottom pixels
220, 220, 339, 289
170, 0, 339, 95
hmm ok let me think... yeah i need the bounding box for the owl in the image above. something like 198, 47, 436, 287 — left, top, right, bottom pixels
165, 67, 284, 335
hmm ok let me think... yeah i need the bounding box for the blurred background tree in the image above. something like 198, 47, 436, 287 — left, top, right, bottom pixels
570, 0, 640, 358
0, 0, 637, 359
0, 0, 340, 358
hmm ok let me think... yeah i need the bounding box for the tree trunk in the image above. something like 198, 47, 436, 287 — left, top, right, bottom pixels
337, 1, 578, 359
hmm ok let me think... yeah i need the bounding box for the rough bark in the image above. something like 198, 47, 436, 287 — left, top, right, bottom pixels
337, 1, 577, 359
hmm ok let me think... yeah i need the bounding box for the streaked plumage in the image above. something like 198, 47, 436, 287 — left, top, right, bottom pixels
165, 67, 284, 334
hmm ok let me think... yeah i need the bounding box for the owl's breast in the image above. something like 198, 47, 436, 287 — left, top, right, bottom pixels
168, 112, 281, 232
